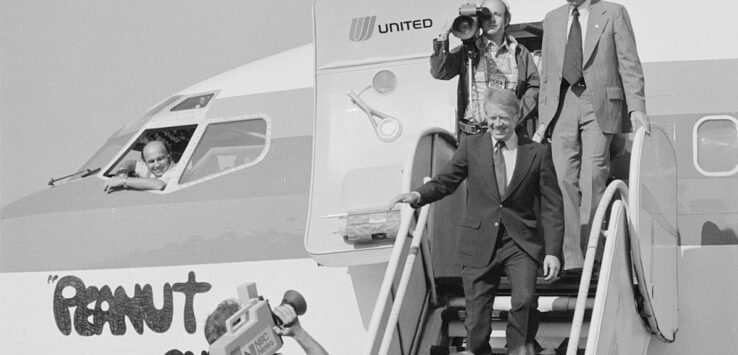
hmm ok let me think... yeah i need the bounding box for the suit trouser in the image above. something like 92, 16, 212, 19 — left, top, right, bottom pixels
461, 230, 539, 355
551, 85, 613, 270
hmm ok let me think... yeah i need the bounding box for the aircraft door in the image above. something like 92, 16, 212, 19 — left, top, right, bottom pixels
628, 127, 679, 342
307, 0, 461, 267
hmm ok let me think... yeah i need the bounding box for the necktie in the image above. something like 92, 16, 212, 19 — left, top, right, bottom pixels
563, 7, 583, 86
493, 141, 507, 197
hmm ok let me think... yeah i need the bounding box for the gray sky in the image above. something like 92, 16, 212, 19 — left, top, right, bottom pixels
1, 0, 312, 205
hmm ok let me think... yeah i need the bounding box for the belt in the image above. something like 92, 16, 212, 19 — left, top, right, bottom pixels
458, 120, 487, 135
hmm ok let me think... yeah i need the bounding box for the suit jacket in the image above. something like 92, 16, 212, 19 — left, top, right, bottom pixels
413, 134, 564, 268
538, 0, 646, 135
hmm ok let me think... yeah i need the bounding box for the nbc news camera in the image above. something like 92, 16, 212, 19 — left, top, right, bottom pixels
208, 283, 308, 355
451, 3, 493, 42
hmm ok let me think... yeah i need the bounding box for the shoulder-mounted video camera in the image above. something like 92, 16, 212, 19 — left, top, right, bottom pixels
209, 283, 307, 355
451, 3, 492, 42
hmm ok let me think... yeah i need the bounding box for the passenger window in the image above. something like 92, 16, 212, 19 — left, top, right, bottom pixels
104, 125, 197, 177
694, 116, 738, 176
179, 118, 269, 184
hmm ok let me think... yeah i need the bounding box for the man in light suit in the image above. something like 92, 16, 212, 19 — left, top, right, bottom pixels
534, 0, 650, 271
390, 89, 564, 354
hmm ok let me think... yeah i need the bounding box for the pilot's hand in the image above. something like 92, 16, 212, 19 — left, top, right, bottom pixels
542, 255, 561, 281
103, 176, 126, 194
387, 192, 420, 211
272, 304, 303, 337
630, 110, 651, 134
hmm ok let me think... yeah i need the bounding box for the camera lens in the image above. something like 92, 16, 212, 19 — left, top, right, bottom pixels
452, 15, 478, 41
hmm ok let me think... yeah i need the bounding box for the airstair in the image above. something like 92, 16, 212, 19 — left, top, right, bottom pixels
307, 1, 678, 353
358, 128, 679, 355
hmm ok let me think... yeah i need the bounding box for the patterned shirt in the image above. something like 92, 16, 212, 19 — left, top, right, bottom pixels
464, 35, 519, 124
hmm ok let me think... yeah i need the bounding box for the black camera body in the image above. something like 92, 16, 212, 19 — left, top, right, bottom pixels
452, 3, 492, 41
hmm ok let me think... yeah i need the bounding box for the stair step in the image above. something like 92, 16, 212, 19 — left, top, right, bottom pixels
434, 340, 586, 354
430, 273, 598, 354
441, 297, 592, 351
447, 318, 589, 338
429, 345, 512, 355
436, 274, 599, 300
444, 295, 595, 314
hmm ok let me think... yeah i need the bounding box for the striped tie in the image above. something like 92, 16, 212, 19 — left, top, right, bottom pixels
563, 7, 583, 86
493, 141, 507, 197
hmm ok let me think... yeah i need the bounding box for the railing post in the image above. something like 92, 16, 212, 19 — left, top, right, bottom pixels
377, 202, 431, 355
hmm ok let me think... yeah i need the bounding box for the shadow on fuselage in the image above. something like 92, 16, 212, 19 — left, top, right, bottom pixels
701, 221, 738, 245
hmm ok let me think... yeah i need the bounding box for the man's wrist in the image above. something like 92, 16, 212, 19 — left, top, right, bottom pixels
122, 176, 128, 189
411, 191, 422, 204
290, 326, 308, 340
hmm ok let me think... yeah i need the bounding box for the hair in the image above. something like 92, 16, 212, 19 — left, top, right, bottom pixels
481, 0, 511, 26
140, 139, 172, 161
204, 299, 241, 345
483, 88, 520, 118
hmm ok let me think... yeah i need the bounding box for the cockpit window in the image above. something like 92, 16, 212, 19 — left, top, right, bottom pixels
179, 118, 269, 184
104, 125, 197, 177
170, 93, 214, 111
693, 116, 738, 176
70, 132, 136, 182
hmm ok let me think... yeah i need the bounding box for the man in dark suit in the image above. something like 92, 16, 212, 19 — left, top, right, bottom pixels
534, 0, 650, 271
390, 89, 564, 354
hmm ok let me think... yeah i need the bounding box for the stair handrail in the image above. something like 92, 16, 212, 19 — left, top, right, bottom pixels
566, 179, 631, 355
361, 203, 417, 355
400, 128, 455, 307
361, 128, 455, 355
360, 191, 431, 355
377, 198, 431, 355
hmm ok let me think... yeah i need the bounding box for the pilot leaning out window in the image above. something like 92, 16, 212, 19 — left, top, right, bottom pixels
103, 140, 177, 193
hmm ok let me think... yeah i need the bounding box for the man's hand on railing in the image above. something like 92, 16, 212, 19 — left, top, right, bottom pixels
630, 110, 651, 134
542, 255, 561, 281
387, 191, 421, 211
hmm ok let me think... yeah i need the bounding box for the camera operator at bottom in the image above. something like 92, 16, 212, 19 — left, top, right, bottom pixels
205, 296, 328, 355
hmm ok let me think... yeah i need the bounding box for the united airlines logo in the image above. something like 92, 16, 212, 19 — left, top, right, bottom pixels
349, 16, 377, 41
349, 15, 434, 42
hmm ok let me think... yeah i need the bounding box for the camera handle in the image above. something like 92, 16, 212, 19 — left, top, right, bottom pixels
272, 289, 307, 328
464, 43, 477, 123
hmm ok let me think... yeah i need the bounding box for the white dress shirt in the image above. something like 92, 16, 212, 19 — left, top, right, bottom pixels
566, 0, 592, 54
